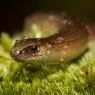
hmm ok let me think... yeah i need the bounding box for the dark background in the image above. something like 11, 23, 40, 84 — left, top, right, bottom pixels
0, 0, 95, 34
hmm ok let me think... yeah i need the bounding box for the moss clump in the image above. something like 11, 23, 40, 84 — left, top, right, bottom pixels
0, 32, 95, 95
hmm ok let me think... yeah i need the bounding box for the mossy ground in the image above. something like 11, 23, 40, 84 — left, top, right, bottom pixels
0, 32, 95, 95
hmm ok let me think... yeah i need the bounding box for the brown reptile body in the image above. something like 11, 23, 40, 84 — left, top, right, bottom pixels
11, 13, 88, 63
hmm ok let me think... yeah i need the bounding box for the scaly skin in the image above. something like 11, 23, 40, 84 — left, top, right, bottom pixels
10, 13, 88, 64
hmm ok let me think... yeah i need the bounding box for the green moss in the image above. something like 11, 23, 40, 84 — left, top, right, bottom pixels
0, 32, 95, 95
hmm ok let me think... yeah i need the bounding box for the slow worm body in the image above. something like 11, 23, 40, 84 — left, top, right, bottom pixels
11, 13, 88, 63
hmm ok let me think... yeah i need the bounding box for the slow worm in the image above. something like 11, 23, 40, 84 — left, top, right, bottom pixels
10, 13, 88, 63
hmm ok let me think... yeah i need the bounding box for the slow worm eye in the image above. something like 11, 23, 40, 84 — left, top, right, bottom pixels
31, 45, 38, 53
20, 45, 39, 55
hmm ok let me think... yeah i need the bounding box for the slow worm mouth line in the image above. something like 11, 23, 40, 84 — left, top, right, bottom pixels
11, 12, 88, 63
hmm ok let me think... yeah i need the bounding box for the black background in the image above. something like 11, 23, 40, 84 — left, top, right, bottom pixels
0, 0, 95, 34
